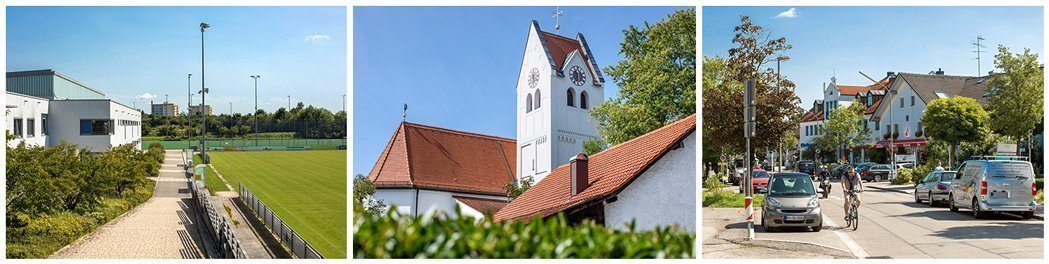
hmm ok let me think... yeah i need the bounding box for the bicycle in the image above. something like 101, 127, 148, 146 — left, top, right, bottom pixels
844, 190, 861, 231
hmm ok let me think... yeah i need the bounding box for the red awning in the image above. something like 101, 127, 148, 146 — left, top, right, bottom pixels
870, 139, 928, 148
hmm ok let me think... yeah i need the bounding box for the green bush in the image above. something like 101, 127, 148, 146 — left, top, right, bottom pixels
1036, 190, 1044, 204
891, 168, 914, 185
354, 209, 694, 258
6, 139, 159, 258
703, 190, 764, 208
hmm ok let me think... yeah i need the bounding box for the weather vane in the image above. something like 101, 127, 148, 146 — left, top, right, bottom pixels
403, 103, 408, 122
552, 7, 564, 33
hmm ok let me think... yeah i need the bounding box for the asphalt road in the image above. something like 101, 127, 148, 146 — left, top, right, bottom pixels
753, 180, 1043, 259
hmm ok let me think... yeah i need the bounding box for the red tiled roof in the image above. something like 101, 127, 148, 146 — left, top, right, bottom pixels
454, 196, 509, 215
865, 99, 881, 114
538, 29, 603, 84
368, 122, 517, 196
836, 85, 870, 96
494, 115, 696, 221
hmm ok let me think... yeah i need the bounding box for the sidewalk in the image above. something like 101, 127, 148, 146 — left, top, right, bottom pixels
703, 207, 854, 259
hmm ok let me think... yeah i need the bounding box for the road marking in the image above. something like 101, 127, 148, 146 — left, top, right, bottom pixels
823, 214, 870, 258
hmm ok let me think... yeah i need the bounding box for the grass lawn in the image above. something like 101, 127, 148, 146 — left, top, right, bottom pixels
144, 138, 346, 150
702, 188, 765, 208
207, 150, 346, 258
193, 154, 229, 194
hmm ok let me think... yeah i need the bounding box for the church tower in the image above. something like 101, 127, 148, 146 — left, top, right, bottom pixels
516, 20, 605, 183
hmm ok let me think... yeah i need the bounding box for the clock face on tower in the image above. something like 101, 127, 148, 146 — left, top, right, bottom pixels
569, 66, 586, 86
528, 68, 540, 88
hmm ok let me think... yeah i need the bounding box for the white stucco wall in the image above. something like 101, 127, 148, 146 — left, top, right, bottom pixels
6, 92, 50, 147
48, 100, 141, 151
604, 131, 696, 232
373, 188, 507, 218
882, 80, 927, 141
516, 22, 603, 184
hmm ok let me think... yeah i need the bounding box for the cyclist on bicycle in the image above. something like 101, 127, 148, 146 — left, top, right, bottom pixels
841, 164, 864, 221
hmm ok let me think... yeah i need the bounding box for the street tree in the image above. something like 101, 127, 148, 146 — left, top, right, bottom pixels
920, 97, 990, 167
987, 45, 1044, 156
591, 8, 695, 146
819, 101, 870, 162
702, 16, 803, 159
353, 174, 385, 217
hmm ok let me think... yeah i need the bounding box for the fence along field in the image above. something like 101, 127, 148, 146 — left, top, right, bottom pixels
144, 138, 346, 150
205, 150, 347, 258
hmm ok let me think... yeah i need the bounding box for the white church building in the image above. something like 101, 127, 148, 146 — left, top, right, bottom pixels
366, 21, 695, 232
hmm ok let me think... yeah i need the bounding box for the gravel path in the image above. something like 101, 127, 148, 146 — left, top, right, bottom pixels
51, 150, 207, 259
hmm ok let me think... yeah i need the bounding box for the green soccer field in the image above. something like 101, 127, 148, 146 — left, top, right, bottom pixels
206, 150, 347, 258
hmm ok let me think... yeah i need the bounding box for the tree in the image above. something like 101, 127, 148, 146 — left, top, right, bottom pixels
920, 97, 990, 167
582, 137, 608, 156
591, 8, 695, 146
353, 174, 385, 217
819, 102, 870, 162
987, 45, 1044, 156
503, 176, 535, 199
702, 16, 803, 161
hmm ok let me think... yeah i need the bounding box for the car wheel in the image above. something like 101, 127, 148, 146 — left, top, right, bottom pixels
914, 191, 922, 203
763, 213, 774, 232
812, 221, 822, 232
949, 193, 959, 212
927, 191, 935, 207
875, 175, 881, 182
972, 198, 984, 219
1022, 211, 1034, 220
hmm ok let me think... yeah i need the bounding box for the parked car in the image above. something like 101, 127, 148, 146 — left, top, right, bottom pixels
797, 160, 816, 175
762, 172, 823, 232
948, 158, 1038, 219
914, 170, 956, 206
831, 164, 851, 179
862, 164, 894, 182
855, 163, 876, 179
742, 169, 770, 194
896, 163, 915, 170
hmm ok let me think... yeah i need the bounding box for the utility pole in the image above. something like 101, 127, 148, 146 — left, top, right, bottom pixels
743, 78, 756, 240
200, 22, 210, 163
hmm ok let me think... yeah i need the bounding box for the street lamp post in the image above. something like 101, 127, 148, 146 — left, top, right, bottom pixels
200, 22, 210, 163
775, 55, 790, 171
251, 75, 260, 146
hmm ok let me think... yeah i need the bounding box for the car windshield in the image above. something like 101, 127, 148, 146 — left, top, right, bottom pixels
938, 172, 956, 181
754, 171, 770, 178
986, 162, 1034, 179
768, 175, 815, 196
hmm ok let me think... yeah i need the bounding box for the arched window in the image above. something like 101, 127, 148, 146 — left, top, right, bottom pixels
526, 93, 533, 113
534, 89, 542, 109
567, 88, 575, 107
580, 91, 589, 109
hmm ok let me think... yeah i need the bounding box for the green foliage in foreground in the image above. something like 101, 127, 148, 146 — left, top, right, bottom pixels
702, 176, 764, 208
6, 137, 158, 258
353, 209, 694, 259
891, 168, 915, 185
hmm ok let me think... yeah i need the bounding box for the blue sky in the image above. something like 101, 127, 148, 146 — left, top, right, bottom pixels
7, 6, 346, 114
353, 6, 689, 175
703, 6, 1043, 107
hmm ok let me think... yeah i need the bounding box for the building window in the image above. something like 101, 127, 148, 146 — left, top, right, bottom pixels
13, 119, 23, 138
899, 97, 904, 108
580, 91, 589, 109
905, 115, 909, 122
567, 88, 575, 107
41, 114, 48, 135
910, 96, 915, 106
894, 124, 899, 135
874, 121, 880, 131
526, 93, 533, 112
80, 119, 114, 136
534, 89, 542, 109
27, 119, 35, 137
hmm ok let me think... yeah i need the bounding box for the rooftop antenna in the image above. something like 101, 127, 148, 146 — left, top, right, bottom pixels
403, 103, 408, 122
552, 6, 564, 33
972, 35, 987, 76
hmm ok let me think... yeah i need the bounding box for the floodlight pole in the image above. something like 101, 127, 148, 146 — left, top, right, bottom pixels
188, 74, 192, 148
200, 22, 209, 163
251, 75, 260, 146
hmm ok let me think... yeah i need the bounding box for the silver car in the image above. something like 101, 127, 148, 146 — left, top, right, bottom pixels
762, 172, 823, 232
914, 170, 956, 206
948, 158, 1038, 219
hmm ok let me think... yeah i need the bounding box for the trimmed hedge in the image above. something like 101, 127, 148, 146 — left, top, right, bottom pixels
353, 209, 694, 258
6, 140, 158, 258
